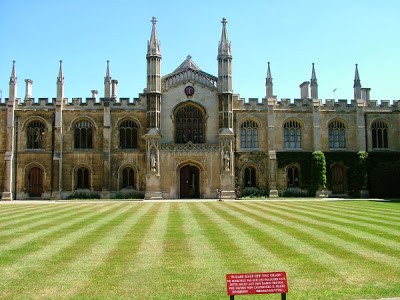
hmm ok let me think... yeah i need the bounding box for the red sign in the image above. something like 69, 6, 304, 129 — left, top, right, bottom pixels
226, 272, 288, 296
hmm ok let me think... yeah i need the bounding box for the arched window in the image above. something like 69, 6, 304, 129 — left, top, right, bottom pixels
240, 120, 258, 149
372, 120, 388, 149
329, 120, 346, 148
244, 167, 256, 187
287, 165, 300, 187
76, 167, 90, 189
119, 120, 138, 149
121, 167, 135, 189
175, 105, 205, 144
74, 120, 93, 149
27, 120, 45, 149
284, 120, 301, 149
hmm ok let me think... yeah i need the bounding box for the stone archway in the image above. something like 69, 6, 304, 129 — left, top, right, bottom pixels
179, 165, 200, 199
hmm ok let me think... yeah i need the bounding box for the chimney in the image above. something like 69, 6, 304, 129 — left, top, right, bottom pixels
111, 79, 118, 98
361, 88, 371, 101
25, 79, 33, 99
299, 81, 310, 99
91, 89, 98, 100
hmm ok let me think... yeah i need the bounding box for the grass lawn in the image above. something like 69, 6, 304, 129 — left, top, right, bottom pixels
0, 199, 399, 300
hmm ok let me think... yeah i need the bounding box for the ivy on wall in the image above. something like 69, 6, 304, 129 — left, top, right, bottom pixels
367, 152, 400, 197
276, 152, 314, 192
277, 151, 369, 196
324, 151, 368, 194
311, 151, 326, 192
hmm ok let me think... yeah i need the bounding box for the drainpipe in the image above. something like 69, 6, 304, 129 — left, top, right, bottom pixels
14, 116, 19, 200
50, 112, 55, 197
364, 113, 368, 152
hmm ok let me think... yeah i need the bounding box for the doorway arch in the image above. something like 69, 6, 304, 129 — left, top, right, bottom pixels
179, 165, 200, 198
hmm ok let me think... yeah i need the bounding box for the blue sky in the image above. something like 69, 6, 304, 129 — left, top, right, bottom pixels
1, 0, 399, 101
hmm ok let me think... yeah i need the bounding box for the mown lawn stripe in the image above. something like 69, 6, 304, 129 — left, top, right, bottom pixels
102, 202, 170, 299
287, 201, 400, 222
178, 202, 228, 298
0, 203, 128, 299
270, 201, 400, 238
0, 204, 96, 257
26, 203, 153, 300
194, 202, 290, 273
0, 204, 88, 240
250, 201, 400, 251
75, 203, 161, 299
234, 202, 400, 285
214, 202, 353, 289
0, 204, 68, 226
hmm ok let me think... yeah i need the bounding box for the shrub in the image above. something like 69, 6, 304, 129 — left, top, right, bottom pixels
240, 187, 268, 198
279, 188, 310, 197
66, 191, 101, 199
311, 151, 326, 194
115, 190, 145, 199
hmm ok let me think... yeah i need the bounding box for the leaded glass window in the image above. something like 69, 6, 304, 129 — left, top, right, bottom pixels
175, 105, 204, 143
372, 120, 388, 148
119, 120, 138, 149
240, 120, 258, 149
27, 120, 45, 149
284, 120, 301, 149
76, 167, 90, 189
74, 120, 93, 149
329, 120, 346, 148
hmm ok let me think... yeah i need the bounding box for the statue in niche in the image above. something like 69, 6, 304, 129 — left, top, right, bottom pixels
150, 149, 157, 173
223, 150, 230, 172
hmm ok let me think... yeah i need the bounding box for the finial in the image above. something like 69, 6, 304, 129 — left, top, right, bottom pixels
187, 55, 192, 60
221, 17, 227, 26
151, 16, 157, 25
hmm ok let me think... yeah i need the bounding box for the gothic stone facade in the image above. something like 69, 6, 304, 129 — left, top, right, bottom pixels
1, 18, 398, 200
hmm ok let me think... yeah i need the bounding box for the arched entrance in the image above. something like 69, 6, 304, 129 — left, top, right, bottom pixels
180, 165, 200, 198
332, 163, 346, 194
28, 167, 43, 197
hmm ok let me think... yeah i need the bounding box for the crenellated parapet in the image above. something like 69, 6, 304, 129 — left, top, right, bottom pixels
234, 97, 400, 113
3, 95, 147, 111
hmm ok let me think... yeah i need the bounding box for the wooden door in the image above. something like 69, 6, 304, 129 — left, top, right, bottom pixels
29, 167, 43, 197
332, 164, 345, 194
180, 165, 199, 198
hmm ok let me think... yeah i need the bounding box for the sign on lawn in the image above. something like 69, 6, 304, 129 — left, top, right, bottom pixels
226, 272, 288, 296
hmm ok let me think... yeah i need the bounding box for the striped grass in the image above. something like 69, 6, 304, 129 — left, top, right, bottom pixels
0, 200, 399, 300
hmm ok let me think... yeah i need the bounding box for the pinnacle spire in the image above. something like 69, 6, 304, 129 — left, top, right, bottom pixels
57, 60, 64, 84
267, 62, 272, 80
104, 60, 111, 83
353, 63, 362, 99
218, 17, 231, 57
353, 63, 361, 88
9, 60, 17, 84
311, 63, 317, 82
266, 62, 273, 98
310, 63, 318, 99
147, 16, 161, 56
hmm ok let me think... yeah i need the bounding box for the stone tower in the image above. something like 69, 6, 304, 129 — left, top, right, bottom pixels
217, 18, 235, 198
144, 17, 162, 199
2, 61, 17, 200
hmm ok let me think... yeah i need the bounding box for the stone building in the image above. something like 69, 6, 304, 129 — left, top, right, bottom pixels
0, 17, 398, 200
